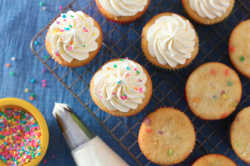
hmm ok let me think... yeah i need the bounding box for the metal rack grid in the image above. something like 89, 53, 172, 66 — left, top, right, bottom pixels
30, 0, 250, 165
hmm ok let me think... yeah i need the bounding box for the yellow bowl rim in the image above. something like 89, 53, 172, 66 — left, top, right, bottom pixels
0, 98, 49, 166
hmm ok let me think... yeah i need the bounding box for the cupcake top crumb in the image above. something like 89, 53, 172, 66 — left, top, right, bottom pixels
138, 107, 195, 165
231, 107, 250, 163
192, 154, 237, 166
186, 62, 242, 120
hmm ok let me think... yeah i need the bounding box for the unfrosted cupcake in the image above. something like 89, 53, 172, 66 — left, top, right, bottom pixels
230, 107, 250, 164
46, 11, 103, 67
186, 62, 242, 120
182, 0, 235, 25
141, 13, 199, 70
95, 0, 150, 23
90, 58, 153, 117
229, 19, 250, 78
138, 107, 196, 165
192, 154, 237, 166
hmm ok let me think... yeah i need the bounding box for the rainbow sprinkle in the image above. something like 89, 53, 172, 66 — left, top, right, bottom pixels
114, 64, 117, 68
168, 149, 173, 156
117, 80, 121, 84
240, 56, 245, 62
229, 45, 234, 52
127, 66, 130, 70
227, 81, 233, 86
0, 108, 41, 165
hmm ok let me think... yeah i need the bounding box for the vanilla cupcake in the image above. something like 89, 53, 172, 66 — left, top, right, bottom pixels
90, 58, 153, 117
45, 11, 103, 67
141, 12, 199, 70
95, 0, 150, 24
182, 0, 235, 25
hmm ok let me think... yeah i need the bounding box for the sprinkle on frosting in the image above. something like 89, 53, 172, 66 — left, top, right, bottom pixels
146, 128, 152, 133
94, 59, 147, 112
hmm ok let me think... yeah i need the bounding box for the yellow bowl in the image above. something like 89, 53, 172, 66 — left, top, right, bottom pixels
0, 98, 49, 166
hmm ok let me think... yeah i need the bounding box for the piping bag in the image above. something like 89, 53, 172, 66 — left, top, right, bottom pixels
53, 103, 129, 166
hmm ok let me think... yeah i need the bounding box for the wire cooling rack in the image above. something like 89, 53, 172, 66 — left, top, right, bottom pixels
30, 0, 250, 165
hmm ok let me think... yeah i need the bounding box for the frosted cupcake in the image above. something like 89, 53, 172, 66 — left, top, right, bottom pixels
90, 58, 153, 117
182, 0, 235, 25
141, 13, 199, 70
45, 11, 103, 67
95, 0, 150, 24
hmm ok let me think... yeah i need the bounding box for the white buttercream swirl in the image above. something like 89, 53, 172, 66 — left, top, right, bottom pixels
147, 14, 196, 67
46, 11, 100, 63
99, 0, 147, 16
94, 59, 147, 112
189, 0, 231, 19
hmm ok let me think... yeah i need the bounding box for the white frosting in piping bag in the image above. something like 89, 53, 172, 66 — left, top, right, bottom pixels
189, 0, 231, 19
147, 14, 196, 67
46, 11, 100, 63
99, 0, 148, 16
94, 59, 147, 112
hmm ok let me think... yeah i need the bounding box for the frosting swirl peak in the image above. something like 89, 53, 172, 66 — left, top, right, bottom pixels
189, 0, 231, 19
46, 11, 100, 63
147, 14, 196, 67
94, 59, 147, 112
99, 0, 148, 16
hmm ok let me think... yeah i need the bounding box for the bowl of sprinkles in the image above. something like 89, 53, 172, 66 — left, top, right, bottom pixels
0, 98, 49, 166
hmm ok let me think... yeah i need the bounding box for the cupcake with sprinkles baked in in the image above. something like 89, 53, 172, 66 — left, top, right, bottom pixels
182, 0, 235, 25
95, 0, 150, 24
186, 62, 242, 120
141, 12, 199, 70
230, 107, 250, 164
138, 107, 196, 165
192, 154, 237, 166
45, 11, 103, 67
90, 58, 153, 117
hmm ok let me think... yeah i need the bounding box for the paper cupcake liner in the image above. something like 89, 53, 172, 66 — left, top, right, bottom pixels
143, 54, 193, 71
182, 1, 236, 25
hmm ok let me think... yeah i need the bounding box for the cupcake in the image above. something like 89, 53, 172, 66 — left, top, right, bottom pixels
229, 19, 250, 78
141, 13, 199, 70
230, 107, 250, 164
186, 62, 242, 120
192, 154, 237, 166
182, 0, 235, 25
90, 58, 153, 117
95, 0, 150, 24
138, 107, 196, 165
45, 11, 103, 67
